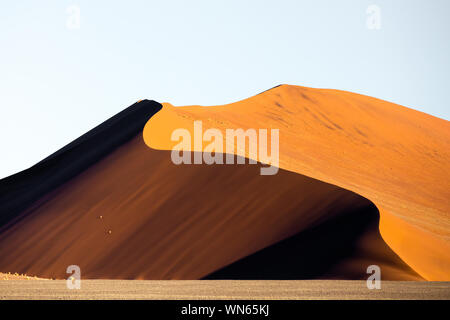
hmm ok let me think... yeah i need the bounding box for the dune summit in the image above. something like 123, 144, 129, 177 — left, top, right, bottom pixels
0, 85, 448, 281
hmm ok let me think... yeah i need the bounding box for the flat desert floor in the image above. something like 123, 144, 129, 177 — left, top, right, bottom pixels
1, 280, 449, 300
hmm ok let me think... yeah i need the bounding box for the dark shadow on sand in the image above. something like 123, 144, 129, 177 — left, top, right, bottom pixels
0, 100, 162, 230
205, 203, 379, 280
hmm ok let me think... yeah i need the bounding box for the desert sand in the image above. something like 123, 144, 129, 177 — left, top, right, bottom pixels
1, 280, 449, 300
0, 138, 419, 280
0, 85, 448, 286
143, 85, 450, 280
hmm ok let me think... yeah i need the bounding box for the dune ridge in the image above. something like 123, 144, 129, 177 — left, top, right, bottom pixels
143, 85, 450, 280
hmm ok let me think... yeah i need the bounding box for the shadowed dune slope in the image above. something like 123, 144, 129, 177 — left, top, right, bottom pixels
143, 85, 450, 280
0, 132, 420, 280
0, 100, 162, 230
206, 203, 420, 280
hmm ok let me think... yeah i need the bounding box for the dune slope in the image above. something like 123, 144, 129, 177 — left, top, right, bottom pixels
1, 85, 446, 280
0, 112, 419, 279
206, 202, 420, 280
143, 85, 450, 280
0, 100, 162, 230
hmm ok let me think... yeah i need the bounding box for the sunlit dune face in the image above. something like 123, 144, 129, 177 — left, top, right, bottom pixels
143, 84, 450, 280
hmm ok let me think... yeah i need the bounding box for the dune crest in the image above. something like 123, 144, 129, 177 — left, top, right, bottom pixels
143, 85, 450, 280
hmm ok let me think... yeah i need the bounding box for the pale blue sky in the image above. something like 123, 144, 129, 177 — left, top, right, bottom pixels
0, 0, 449, 178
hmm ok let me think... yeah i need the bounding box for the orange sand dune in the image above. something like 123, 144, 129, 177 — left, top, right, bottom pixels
0, 136, 420, 280
143, 85, 450, 280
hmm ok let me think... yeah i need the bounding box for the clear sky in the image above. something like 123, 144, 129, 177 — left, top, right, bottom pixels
1, 0, 449, 178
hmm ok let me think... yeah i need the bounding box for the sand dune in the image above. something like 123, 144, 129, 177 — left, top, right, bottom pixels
143, 85, 450, 280
0, 135, 418, 279
0, 85, 447, 281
